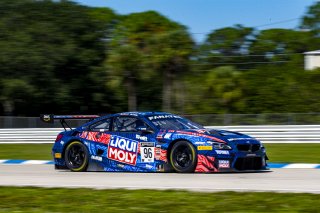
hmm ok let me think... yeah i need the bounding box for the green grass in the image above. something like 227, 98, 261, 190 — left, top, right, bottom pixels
0, 144, 52, 160
0, 187, 319, 212
0, 143, 319, 163
264, 143, 320, 163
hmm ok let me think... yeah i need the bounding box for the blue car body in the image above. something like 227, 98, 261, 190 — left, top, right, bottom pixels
47, 112, 268, 172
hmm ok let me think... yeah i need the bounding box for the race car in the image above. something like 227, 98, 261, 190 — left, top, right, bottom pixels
40, 112, 268, 173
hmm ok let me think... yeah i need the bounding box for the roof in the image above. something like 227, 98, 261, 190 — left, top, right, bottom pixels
304, 50, 320, 55
117, 111, 172, 116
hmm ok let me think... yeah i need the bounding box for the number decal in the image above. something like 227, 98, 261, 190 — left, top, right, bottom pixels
140, 142, 155, 163
143, 148, 152, 158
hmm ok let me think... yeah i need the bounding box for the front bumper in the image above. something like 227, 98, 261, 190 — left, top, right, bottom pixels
195, 149, 268, 173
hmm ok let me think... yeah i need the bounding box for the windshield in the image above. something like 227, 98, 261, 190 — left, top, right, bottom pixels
146, 114, 203, 130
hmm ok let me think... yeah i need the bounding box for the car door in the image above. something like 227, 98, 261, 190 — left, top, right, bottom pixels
85, 118, 113, 160
109, 116, 157, 168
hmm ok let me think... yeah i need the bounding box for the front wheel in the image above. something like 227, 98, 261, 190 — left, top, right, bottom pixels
170, 141, 197, 173
64, 141, 89, 172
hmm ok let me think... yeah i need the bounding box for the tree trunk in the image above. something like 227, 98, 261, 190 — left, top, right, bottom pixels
162, 68, 173, 111
174, 80, 185, 114
3, 100, 14, 116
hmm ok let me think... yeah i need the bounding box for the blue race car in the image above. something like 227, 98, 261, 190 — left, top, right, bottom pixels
40, 112, 268, 173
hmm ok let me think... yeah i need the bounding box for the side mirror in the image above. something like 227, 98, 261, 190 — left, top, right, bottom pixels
137, 126, 154, 134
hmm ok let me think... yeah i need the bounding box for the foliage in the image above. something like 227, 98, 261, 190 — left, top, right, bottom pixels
186, 66, 245, 113
0, 0, 117, 115
1, 1, 320, 115
301, 1, 320, 36
107, 11, 194, 111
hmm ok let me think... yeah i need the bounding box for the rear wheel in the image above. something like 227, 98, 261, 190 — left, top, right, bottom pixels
65, 141, 89, 172
170, 141, 197, 173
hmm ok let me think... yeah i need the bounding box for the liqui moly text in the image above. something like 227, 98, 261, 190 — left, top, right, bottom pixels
107, 136, 138, 165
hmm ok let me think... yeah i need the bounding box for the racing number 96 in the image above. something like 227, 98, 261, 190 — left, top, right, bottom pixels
140, 144, 155, 163
144, 147, 153, 158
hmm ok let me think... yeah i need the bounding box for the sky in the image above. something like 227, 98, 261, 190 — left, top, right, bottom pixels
74, 0, 317, 42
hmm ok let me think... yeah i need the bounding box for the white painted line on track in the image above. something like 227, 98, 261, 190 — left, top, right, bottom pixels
21, 160, 51, 165
283, 163, 320, 169
0, 159, 8, 164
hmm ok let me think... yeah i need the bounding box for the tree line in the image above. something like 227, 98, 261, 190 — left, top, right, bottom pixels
1, 0, 320, 116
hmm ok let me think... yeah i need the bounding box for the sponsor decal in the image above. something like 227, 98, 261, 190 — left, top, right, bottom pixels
107, 136, 138, 165
145, 164, 154, 169
197, 146, 213, 151
157, 164, 165, 172
195, 142, 205, 145
54, 153, 62, 158
247, 153, 256, 157
218, 160, 230, 168
43, 115, 51, 122
215, 150, 230, 155
148, 115, 180, 120
119, 112, 138, 116
155, 145, 161, 160
60, 141, 64, 145
156, 130, 166, 140
117, 164, 125, 168
140, 142, 155, 163
136, 135, 147, 141
164, 133, 172, 139
91, 155, 102, 161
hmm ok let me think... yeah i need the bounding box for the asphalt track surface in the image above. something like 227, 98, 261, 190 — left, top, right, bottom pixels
1, 165, 320, 194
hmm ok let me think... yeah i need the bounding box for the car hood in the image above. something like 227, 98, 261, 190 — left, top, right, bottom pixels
175, 129, 260, 145
208, 129, 260, 144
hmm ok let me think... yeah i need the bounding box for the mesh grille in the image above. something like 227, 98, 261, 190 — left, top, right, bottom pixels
237, 144, 260, 152
234, 157, 262, 170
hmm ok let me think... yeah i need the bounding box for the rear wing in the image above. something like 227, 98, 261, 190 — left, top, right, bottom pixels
40, 114, 100, 130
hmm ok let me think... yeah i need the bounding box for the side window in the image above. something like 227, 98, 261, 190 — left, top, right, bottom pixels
113, 116, 148, 132
90, 118, 111, 131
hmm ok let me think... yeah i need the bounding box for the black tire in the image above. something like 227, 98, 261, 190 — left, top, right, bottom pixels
169, 141, 197, 173
64, 141, 89, 172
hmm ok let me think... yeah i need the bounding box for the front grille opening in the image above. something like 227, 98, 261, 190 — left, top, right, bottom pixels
237, 144, 260, 152
251, 144, 260, 152
234, 157, 262, 170
237, 144, 250, 151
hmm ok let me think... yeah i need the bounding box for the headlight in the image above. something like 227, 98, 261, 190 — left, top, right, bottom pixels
207, 141, 232, 150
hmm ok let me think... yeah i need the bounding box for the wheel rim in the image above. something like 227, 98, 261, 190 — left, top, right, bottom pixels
67, 144, 86, 169
173, 145, 192, 169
